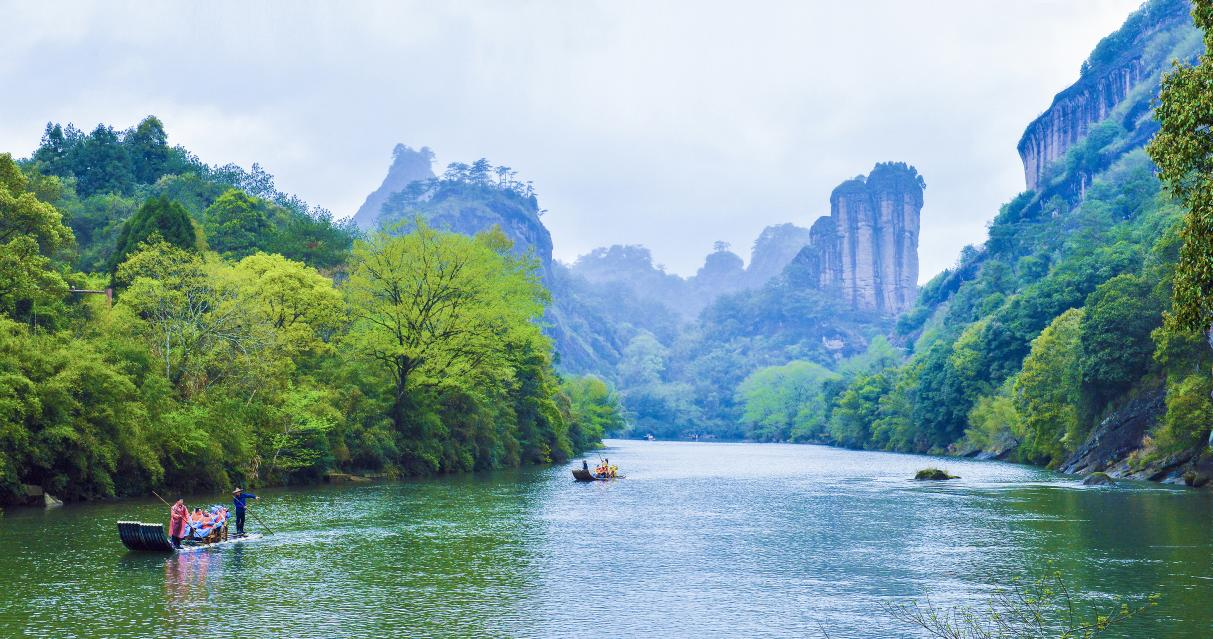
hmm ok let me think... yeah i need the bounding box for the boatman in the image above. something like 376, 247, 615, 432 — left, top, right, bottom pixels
231, 487, 258, 537
169, 499, 189, 549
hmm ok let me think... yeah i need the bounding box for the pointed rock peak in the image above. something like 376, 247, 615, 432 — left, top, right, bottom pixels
352, 143, 437, 230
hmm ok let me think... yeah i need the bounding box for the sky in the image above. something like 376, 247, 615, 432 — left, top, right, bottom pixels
0, 0, 1145, 280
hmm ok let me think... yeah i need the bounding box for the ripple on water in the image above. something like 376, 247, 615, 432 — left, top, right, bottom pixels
2, 439, 1212, 638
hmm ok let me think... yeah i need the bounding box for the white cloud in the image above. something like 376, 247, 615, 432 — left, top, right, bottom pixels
0, 0, 1146, 278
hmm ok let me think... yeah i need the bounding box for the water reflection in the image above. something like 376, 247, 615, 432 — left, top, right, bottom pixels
1, 440, 1211, 638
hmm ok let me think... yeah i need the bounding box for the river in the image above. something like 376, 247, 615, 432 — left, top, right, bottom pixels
1, 439, 1211, 638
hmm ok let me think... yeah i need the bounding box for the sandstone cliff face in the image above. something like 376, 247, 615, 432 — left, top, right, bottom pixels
791, 163, 923, 315
1018, 61, 1147, 192
352, 144, 435, 229
1016, 0, 1198, 192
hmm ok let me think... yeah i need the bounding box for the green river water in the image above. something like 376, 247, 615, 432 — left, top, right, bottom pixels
1, 439, 1211, 638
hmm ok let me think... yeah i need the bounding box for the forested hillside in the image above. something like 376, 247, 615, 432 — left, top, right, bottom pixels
730, 0, 1213, 483
0, 120, 622, 504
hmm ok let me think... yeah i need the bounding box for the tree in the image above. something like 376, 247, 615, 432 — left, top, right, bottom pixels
1015, 308, 1084, 466
341, 222, 547, 432
737, 360, 839, 442
109, 195, 197, 272
1148, 1, 1213, 337
1078, 274, 1161, 413
31, 123, 78, 177
829, 371, 894, 448
125, 116, 171, 184
0, 317, 161, 501
203, 188, 273, 258
0, 154, 75, 320
73, 124, 135, 197
114, 240, 249, 394
229, 252, 342, 355
562, 375, 626, 451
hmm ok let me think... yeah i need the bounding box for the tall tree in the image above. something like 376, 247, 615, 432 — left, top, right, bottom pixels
203, 188, 272, 258
125, 116, 171, 184
341, 223, 547, 432
73, 124, 135, 197
1148, 1, 1213, 339
0, 154, 74, 320
109, 195, 197, 272
1014, 308, 1084, 466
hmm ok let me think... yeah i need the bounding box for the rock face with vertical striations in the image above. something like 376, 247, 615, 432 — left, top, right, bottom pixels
790, 162, 923, 315
1016, 0, 1198, 193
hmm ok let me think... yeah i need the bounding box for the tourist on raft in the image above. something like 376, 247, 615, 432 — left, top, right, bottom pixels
594, 459, 618, 479
232, 487, 258, 537
168, 499, 189, 549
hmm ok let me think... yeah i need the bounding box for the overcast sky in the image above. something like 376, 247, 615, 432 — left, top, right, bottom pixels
1, 0, 1144, 279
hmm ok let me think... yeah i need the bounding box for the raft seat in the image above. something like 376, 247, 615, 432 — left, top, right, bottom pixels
117, 521, 174, 552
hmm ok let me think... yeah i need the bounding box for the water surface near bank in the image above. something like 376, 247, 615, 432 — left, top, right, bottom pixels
1, 439, 1210, 638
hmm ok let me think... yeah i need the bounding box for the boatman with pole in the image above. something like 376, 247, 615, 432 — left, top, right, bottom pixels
232, 487, 258, 537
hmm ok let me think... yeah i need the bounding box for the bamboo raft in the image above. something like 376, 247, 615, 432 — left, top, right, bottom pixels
118, 516, 247, 552
572, 468, 624, 481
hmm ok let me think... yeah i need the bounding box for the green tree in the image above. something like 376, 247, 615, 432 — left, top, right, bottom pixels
829, 371, 894, 449
0, 154, 75, 321
1014, 308, 1084, 466
109, 195, 197, 272
203, 188, 273, 258
1078, 274, 1162, 413
0, 317, 161, 501
341, 222, 547, 433
31, 123, 78, 177
229, 252, 342, 355
124, 116, 171, 184
737, 360, 839, 442
1148, 1, 1213, 336
562, 375, 626, 451
73, 124, 135, 197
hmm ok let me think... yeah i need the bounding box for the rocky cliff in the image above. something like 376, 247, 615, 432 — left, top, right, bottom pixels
352, 144, 435, 229
1017, 0, 1198, 192
745, 223, 811, 287
790, 162, 923, 315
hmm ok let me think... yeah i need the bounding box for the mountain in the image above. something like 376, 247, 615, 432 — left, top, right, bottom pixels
789, 163, 923, 315
1017, 0, 1197, 195
351, 144, 435, 229
729, 0, 1212, 481
568, 224, 812, 322
744, 223, 812, 287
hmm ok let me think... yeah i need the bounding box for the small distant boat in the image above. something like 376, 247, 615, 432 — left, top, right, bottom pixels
572, 468, 624, 482
645, 434, 655, 441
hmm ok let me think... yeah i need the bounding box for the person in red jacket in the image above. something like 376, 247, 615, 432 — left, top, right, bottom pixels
168, 499, 189, 549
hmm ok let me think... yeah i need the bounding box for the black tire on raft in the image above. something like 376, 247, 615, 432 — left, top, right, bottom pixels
117, 521, 174, 551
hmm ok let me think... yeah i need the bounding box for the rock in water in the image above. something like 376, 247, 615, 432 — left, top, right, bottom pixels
914, 468, 958, 481
1082, 472, 1115, 486
1183, 471, 1210, 488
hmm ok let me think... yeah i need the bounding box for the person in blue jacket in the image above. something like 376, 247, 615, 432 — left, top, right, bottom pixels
232, 487, 258, 536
